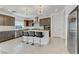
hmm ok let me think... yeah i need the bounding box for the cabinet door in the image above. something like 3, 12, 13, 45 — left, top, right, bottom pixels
10, 17, 15, 26
4, 16, 11, 26
0, 15, 4, 25
0, 14, 15, 26
16, 30, 23, 37
19, 30, 23, 37
0, 31, 15, 42
4, 31, 8, 41
0, 32, 4, 42
17, 30, 21, 37
40, 18, 50, 26
7, 31, 11, 40
6, 31, 15, 40
10, 31, 15, 39
0, 31, 8, 42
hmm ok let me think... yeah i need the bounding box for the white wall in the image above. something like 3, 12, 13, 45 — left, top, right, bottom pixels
39, 14, 66, 39
51, 5, 77, 41
15, 16, 24, 26
51, 13, 65, 39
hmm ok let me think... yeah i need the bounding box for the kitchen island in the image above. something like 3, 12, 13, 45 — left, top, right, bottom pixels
23, 29, 49, 45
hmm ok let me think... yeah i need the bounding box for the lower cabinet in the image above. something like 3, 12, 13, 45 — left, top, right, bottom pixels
0, 32, 5, 42
15, 30, 23, 38
0, 31, 15, 42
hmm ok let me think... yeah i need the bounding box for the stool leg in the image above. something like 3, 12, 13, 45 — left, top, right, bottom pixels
26, 37, 29, 44
31, 37, 34, 45
39, 38, 41, 47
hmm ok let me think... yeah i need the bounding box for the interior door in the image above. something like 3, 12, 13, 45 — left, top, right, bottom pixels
67, 7, 77, 54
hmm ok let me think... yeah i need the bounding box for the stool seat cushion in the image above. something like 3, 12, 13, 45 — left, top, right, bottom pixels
28, 31, 35, 37
35, 32, 44, 38
23, 32, 29, 36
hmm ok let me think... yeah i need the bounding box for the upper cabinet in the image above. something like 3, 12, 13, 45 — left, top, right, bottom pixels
39, 17, 51, 36
0, 15, 4, 25
24, 20, 33, 26
4, 16, 11, 26
40, 17, 50, 26
0, 14, 15, 26
10, 17, 15, 26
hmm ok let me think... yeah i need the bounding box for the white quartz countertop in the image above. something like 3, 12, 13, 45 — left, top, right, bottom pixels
0, 26, 44, 31
24, 30, 49, 32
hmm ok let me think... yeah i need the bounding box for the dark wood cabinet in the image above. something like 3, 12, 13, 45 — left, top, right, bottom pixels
24, 20, 33, 26
0, 31, 15, 42
15, 30, 23, 38
0, 14, 15, 26
40, 17, 51, 36
10, 17, 15, 26
0, 15, 4, 25
0, 14, 15, 42
4, 16, 10, 26
4, 16, 15, 26
10, 31, 15, 39
40, 18, 50, 26
0, 32, 4, 42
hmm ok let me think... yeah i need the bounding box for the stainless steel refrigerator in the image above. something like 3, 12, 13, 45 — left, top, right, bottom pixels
67, 6, 78, 54
77, 6, 79, 54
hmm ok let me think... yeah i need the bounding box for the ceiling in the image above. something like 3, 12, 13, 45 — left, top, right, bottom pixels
0, 5, 65, 18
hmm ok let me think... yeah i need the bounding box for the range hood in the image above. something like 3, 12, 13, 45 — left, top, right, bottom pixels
33, 17, 40, 26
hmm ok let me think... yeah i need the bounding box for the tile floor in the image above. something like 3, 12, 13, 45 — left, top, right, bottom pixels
0, 37, 69, 54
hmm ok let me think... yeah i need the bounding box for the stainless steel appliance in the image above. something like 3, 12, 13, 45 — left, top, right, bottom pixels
77, 6, 79, 54
67, 7, 77, 54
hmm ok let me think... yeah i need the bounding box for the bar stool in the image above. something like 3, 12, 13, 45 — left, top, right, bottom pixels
35, 32, 44, 46
23, 31, 29, 44
28, 31, 35, 45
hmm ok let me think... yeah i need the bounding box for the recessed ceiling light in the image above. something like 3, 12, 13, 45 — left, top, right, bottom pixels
55, 9, 58, 12
7, 9, 11, 12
